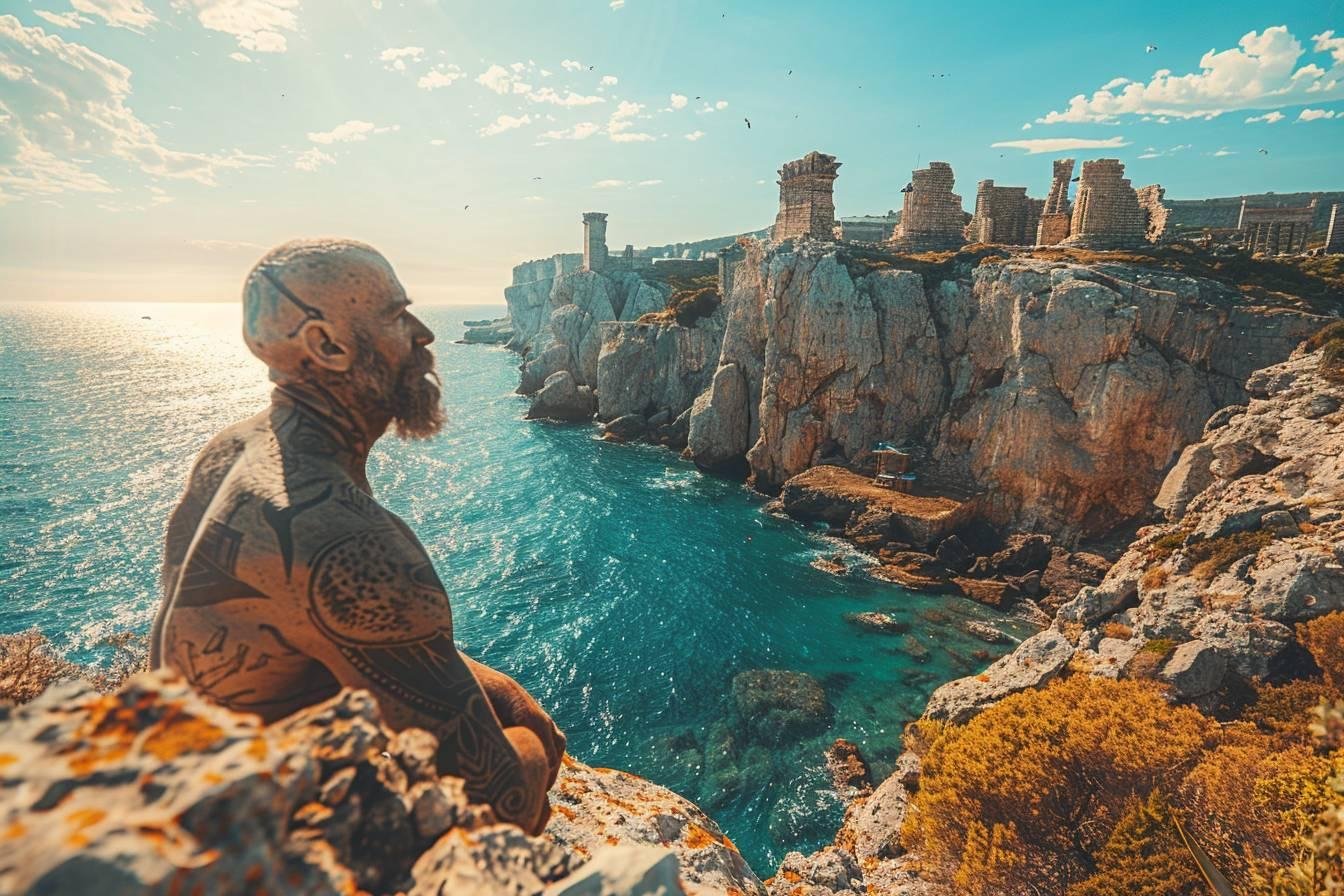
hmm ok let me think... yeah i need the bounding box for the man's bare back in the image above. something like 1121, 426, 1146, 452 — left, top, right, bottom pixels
150, 239, 563, 833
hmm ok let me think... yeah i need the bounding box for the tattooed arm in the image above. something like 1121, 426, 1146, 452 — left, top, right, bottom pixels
288, 521, 550, 833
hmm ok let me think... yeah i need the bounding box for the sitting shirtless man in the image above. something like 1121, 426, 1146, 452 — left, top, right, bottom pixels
149, 238, 563, 833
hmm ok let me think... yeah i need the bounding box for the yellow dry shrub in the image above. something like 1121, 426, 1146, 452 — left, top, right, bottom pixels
1300, 613, 1344, 692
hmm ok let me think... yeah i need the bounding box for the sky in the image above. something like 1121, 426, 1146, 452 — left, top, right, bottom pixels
1, 0, 1342, 303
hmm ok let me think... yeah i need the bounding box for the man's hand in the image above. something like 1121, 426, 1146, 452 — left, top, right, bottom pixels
464, 656, 566, 789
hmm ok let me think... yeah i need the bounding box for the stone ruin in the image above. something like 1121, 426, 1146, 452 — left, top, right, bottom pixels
889, 161, 966, 252
1239, 198, 1317, 255
1062, 159, 1148, 250
967, 180, 1037, 245
1136, 185, 1170, 244
1327, 203, 1344, 255
582, 211, 608, 271
772, 151, 842, 242
1036, 158, 1075, 245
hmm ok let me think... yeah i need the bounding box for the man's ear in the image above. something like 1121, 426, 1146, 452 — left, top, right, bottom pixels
298, 321, 352, 372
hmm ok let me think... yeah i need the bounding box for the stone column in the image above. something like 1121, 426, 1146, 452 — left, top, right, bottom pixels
1326, 204, 1344, 255
582, 212, 608, 272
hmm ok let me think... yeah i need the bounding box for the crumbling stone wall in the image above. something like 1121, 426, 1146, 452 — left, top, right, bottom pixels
1136, 184, 1170, 244
772, 151, 841, 241
1036, 158, 1075, 245
1239, 198, 1317, 255
968, 180, 1035, 245
1062, 159, 1147, 250
889, 161, 966, 252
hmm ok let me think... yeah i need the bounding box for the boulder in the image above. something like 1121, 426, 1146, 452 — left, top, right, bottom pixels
1158, 640, 1227, 700
952, 577, 1020, 609
843, 611, 909, 635
542, 845, 684, 896
730, 669, 832, 745
528, 371, 598, 422
922, 629, 1075, 724
824, 739, 873, 800
767, 848, 863, 896
934, 535, 974, 573
602, 414, 648, 443
989, 534, 1052, 576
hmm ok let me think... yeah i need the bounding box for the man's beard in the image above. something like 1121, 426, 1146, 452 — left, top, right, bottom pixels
350, 337, 446, 440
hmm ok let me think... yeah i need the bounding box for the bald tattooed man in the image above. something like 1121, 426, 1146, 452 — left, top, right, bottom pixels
149, 238, 563, 833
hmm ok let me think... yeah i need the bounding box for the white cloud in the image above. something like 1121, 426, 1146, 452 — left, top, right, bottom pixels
561, 59, 583, 71
418, 64, 464, 89
1299, 107, 1338, 120
1212, 147, 1236, 156
610, 0, 625, 7
294, 147, 333, 171
594, 179, 625, 188
479, 113, 530, 136
1021, 122, 1031, 130
526, 86, 603, 106
71, 0, 155, 30
611, 132, 654, 142
669, 93, 688, 110
1100, 77, 1130, 90
307, 120, 398, 143
715, 100, 727, 110
683, 130, 705, 141
1316, 30, 1344, 65
1246, 110, 1286, 123
429, 138, 446, 145
542, 121, 600, 140
1036, 26, 1344, 124
1136, 142, 1193, 159
0, 15, 267, 201
600, 74, 618, 86
380, 46, 424, 72
476, 63, 513, 93
229, 51, 251, 62
606, 99, 654, 142
638, 179, 661, 186
179, 0, 299, 54
524, 194, 543, 201
188, 238, 264, 251
34, 10, 91, 28
991, 135, 1132, 154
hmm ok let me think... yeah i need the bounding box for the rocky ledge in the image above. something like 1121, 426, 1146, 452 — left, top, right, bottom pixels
0, 671, 763, 896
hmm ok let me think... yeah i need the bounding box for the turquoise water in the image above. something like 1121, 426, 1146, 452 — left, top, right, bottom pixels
0, 301, 1025, 872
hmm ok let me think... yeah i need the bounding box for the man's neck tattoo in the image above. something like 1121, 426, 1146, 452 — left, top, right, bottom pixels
275, 382, 370, 457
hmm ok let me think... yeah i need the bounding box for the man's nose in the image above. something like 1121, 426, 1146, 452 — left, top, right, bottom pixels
410, 313, 435, 346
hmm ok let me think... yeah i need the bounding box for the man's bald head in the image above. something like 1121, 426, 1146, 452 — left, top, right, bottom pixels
243, 238, 401, 373
241, 238, 443, 441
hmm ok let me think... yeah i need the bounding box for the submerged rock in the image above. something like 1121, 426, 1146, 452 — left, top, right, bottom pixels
843, 611, 909, 634
730, 669, 832, 745
824, 739, 873, 800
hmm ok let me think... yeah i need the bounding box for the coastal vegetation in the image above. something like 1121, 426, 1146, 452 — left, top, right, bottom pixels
900, 614, 1344, 896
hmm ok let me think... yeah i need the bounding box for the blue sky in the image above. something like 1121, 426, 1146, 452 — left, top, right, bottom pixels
2, 0, 1341, 302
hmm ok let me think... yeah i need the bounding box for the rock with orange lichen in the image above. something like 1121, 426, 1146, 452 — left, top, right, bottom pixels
0, 670, 706, 896
544, 758, 766, 896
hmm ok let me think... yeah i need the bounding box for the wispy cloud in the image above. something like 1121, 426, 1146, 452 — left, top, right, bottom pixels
71, 0, 155, 31
638, 179, 661, 186
561, 59, 583, 71
1035, 26, 1344, 124
294, 147, 334, 171
1298, 107, 1338, 121
33, 9, 92, 28
229, 51, 251, 63
607, 99, 654, 142
307, 120, 399, 143
991, 135, 1131, 154
178, 0, 299, 53
684, 130, 705, 141
610, 0, 625, 8
418, 64, 464, 89
594, 179, 625, 188
600, 75, 618, 86
1212, 147, 1236, 156
1246, 110, 1285, 123
0, 15, 268, 202
479, 113, 531, 136
1136, 143, 1192, 159
380, 46, 424, 71
543, 122, 600, 140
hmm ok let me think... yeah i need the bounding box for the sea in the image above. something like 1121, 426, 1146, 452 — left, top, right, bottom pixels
0, 301, 1027, 873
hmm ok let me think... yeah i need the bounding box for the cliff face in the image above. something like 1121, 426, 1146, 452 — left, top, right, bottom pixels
682, 242, 1323, 541
0, 670, 763, 896
923, 346, 1344, 723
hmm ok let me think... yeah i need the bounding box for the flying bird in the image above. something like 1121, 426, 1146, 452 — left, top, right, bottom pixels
531, 176, 543, 180
1145, 44, 1158, 53
1071, 176, 1080, 182
464, 204, 470, 210
1258, 148, 1269, 155
787, 69, 792, 75
744, 117, 751, 129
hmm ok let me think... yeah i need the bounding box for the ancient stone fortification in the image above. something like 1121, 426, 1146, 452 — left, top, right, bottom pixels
1328, 203, 1344, 255
1164, 190, 1344, 240
772, 151, 842, 242
1036, 158, 1075, 245
835, 213, 899, 242
1062, 159, 1148, 250
582, 212, 608, 272
967, 180, 1034, 245
889, 161, 966, 251
1239, 198, 1316, 255
1136, 184, 1170, 243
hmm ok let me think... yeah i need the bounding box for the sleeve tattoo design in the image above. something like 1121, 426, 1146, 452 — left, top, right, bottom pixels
306, 529, 530, 818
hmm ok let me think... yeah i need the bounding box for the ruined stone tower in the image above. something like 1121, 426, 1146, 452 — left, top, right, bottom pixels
772, 151, 841, 242
968, 180, 1034, 245
582, 212, 608, 272
1327, 203, 1344, 255
1062, 159, 1147, 250
1036, 158, 1074, 245
889, 161, 966, 252
1136, 184, 1170, 244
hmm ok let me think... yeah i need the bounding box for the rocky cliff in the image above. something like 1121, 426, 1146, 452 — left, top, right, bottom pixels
0, 670, 764, 896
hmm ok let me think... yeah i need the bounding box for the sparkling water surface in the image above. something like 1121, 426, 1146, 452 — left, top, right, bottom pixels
0, 301, 1026, 872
